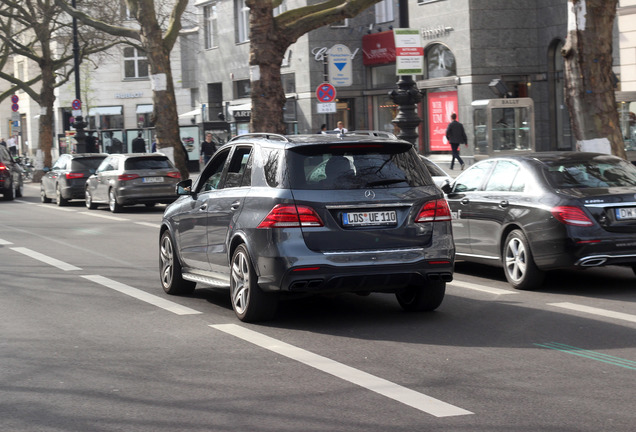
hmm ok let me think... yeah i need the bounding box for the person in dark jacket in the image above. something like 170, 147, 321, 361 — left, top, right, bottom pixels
132, 132, 146, 153
445, 113, 467, 170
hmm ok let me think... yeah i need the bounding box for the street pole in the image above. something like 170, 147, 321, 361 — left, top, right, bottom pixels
71, 0, 87, 153
389, 0, 422, 146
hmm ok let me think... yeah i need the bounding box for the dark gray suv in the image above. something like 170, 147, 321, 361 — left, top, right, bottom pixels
160, 133, 455, 322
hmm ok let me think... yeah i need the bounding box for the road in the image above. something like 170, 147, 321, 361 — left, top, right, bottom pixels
1, 183, 635, 432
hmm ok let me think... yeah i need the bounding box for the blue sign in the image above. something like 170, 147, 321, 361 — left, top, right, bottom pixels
316, 83, 336, 103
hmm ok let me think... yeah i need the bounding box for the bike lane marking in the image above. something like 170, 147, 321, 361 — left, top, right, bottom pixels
11, 246, 82, 271
210, 323, 474, 418
82, 275, 202, 316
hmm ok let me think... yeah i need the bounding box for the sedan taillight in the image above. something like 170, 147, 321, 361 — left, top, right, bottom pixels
0, 162, 6, 171
166, 171, 181, 179
551, 206, 594, 226
118, 173, 140, 181
66, 172, 85, 179
257, 204, 324, 228
415, 199, 452, 222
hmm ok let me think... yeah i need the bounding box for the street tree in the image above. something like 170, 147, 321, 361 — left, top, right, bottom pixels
247, 0, 383, 133
0, 0, 119, 170
58, 0, 191, 179
562, 0, 624, 158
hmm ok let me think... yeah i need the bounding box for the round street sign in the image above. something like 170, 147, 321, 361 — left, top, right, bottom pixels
316, 83, 336, 103
11, 103, 19, 112
11, 95, 19, 104
72, 99, 82, 110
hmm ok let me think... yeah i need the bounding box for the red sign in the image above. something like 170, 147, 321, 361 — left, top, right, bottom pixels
11, 95, 19, 104
362, 31, 396, 66
72, 99, 81, 110
316, 83, 336, 103
11, 103, 19, 112
427, 91, 458, 152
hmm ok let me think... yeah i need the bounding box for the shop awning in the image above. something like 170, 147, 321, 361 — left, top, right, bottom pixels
136, 104, 153, 114
227, 103, 252, 112
178, 109, 202, 118
88, 106, 122, 116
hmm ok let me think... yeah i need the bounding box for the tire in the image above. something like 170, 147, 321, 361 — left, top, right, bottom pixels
503, 229, 545, 290
15, 179, 22, 198
396, 280, 446, 312
230, 244, 278, 322
40, 185, 52, 203
85, 188, 97, 209
56, 185, 68, 206
3, 180, 14, 201
108, 188, 123, 213
159, 231, 195, 295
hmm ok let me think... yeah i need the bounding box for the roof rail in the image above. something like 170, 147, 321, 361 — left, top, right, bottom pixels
228, 133, 290, 143
344, 130, 398, 139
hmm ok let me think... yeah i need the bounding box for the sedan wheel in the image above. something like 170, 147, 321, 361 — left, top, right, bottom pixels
503, 229, 544, 290
108, 188, 123, 213
85, 188, 97, 209
159, 231, 195, 295
230, 244, 277, 322
56, 185, 68, 206
396, 280, 445, 312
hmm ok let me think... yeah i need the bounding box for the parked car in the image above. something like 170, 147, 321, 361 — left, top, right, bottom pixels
160, 133, 455, 322
85, 153, 181, 213
0, 145, 23, 200
419, 155, 453, 189
40, 153, 107, 206
442, 152, 636, 290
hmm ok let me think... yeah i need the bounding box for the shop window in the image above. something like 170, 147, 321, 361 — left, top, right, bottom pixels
203, 3, 218, 49
123, 47, 149, 79
425, 43, 456, 79
234, 79, 251, 99
375, 0, 394, 24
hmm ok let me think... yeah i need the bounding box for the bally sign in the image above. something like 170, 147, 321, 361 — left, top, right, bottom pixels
362, 31, 396, 66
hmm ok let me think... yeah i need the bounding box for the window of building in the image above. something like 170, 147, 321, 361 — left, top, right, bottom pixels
375, 0, 394, 24
208, 82, 223, 120
235, 0, 250, 43
234, 79, 251, 99
123, 47, 149, 79
425, 43, 456, 79
330, 19, 349, 28
203, 3, 218, 49
281, 73, 295, 94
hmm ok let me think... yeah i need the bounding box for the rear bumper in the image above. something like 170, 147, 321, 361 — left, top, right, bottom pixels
116, 185, 178, 205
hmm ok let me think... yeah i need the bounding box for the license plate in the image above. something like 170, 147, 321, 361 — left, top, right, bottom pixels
616, 207, 636, 220
143, 177, 164, 183
343, 210, 397, 226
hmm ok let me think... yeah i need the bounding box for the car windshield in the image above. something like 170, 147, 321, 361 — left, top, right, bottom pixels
288, 143, 432, 190
544, 157, 636, 188
125, 157, 173, 170
70, 157, 105, 171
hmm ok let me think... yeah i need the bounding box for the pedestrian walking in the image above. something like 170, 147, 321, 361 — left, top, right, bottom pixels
132, 132, 146, 153
0, 137, 6, 148
445, 113, 467, 170
85, 131, 98, 153
199, 132, 216, 166
7, 136, 17, 157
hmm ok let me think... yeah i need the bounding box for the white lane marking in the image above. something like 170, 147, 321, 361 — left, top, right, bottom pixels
211, 324, 473, 418
14, 199, 36, 205
135, 222, 161, 228
79, 212, 129, 221
449, 280, 517, 295
549, 302, 636, 324
0, 238, 14, 245
11, 247, 82, 271
82, 275, 202, 316
36, 204, 76, 212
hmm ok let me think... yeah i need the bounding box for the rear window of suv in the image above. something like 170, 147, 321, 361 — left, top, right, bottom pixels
125, 157, 173, 170
288, 143, 433, 190
70, 157, 105, 171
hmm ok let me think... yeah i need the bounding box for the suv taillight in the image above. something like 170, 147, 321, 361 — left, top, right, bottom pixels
257, 204, 324, 228
118, 173, 140, 181
166, 171, 181, 179
415, 199, 452, 222
66, 172, 85, 179
0, 162, 6, 171
551, 206, 593, 226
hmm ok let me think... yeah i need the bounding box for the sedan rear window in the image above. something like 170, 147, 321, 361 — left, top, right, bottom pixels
545, 158, 636, 188
288, 143, 432, 190
125, 157, 173, 170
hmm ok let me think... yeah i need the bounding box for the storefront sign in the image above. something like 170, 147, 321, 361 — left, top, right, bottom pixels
362, 31, 396, 66
394, 29, 424, 75
428, 91, 458, 152
328, 44, 353, 87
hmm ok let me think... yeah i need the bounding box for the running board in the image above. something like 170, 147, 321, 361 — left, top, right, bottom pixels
183, 272, 230, 288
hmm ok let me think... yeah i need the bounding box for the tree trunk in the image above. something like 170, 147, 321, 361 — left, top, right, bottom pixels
247, 0, 289, 134
39, 63, 56, 171
562, 0, 624, 158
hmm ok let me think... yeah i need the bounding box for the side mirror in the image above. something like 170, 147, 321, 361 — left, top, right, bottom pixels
441, 179, 453, 194
43, 166, 50, 173
176, 179, 193, 195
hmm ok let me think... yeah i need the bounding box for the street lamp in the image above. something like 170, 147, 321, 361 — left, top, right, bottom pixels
70, 0, 87, 153
389, 0, 422, 146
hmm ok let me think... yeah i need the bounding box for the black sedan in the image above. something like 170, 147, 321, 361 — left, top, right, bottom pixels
442, 152, 636, 290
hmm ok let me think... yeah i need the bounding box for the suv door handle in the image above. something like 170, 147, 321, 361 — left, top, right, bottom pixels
499, 200, 509, 208
230, 200, 241, 210
460, 198, 470, 205
199, 203, 207, 211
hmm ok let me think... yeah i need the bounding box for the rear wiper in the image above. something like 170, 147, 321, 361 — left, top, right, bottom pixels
365, 178, 408, 187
